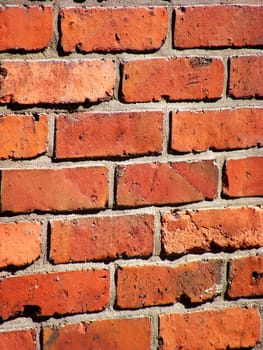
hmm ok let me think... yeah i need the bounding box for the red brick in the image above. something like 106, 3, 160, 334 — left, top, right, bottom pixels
0, 222, 41, 268
116, 261, 222, 309
116, 160, 218, 207
121, 57, 224, 102
0, 269, 109, 320
174, 6, 263, 48
0, 60, 114, 105
227, 255, 263, 299
0, 114, 48, 159
50, 214, 154, 263
1, 167, 108, 213
159, 307, 261, 350
171, 108, 263, 153
0, 6, 53, 52
223, 156, 263, 197
55, 112, 163, 159
60, 7, 167, 53
162, 207, 263, 256
0, 329, 36, 350
229, 56, 263, 98
43, 318, 151, 350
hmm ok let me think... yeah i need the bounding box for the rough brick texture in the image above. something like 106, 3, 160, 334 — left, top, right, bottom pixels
50, 214, 154, 263
0, 222, 41, 268
159, 307, 261, 350
55, 112, 163, 159
0, 6, 53, 52
162, 207, 263, 256
0, 270, 109, 320
223, 156, 263, 197
60, 7, 167, 53
171, 108, 263, 153
43, 318, 151, 350
0, 329, 36, 350
116, 160, 218, 207
121, 57, 224, 102
116, 260, 222, 309
0, 114, 48, 159
0, 60, 114, 105
174, 6, 263, 48
227, 255, 263, 299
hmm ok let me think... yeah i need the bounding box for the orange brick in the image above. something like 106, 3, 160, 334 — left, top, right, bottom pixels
0, 6, 53, 52
0, 270, 109, 320
223, 156, 263, 197
55, 112, 163, 159
121, 57, 224, 102
0, 60, 114, 105
171, 108, 263, 153
159, 307, 261, 349
50, 214, 154, 263
116, 261, 222, 309
161, 207, 263, 256
60, 7, 167, 53
0, 114, 48, 159
227, 255, 263, 299
116, 161, 218, 207
1, 167, 108, 213
0, 329, 36, 350
174, 6, 263, 48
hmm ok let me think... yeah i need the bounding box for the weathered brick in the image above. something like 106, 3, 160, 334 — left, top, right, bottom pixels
0, 329, 36, 350
1, 167, 108, 213
229, 56, 263, 98
121, 57, 224, 102
0, 222, 41, 269
0, 6, 53, 52
0, 114, 48, 159
159, 307, 261, 350
174, 6, 263, 48
227, 255, 263, 299
50, 214, 154, 263
55, 112, 163, 159
162, 207, 263, 256
223, 156, 263, 197
116, 161, 218, 207
0, 60, 114, 105
0, 270, 109, 320
43, 318, 151, 350
116, 261, 222, 309
171, 108, 263, 153
60, 7, 167, 53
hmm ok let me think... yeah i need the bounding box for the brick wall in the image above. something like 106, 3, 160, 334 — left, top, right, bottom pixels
0, 1, 262, 349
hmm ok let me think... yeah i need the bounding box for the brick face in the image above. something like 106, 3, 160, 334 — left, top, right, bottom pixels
0, 329, 36, 350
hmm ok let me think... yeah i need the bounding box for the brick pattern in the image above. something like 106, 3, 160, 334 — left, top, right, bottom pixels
0, 2, 262, 350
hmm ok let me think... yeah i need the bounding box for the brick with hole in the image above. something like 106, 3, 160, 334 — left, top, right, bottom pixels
50, 214, 154, 263
174, 6, 263, 48
60, 7, 168, 53
1, 167, 108, 213
0, 114, 48, 159
55, 111, 163, 159
120, 57, 224, 102
227, 255, 263, 299
0, 270, 109, 320
223, 156, 263, 197
0, 6, 53, 52
159, 307, 261, 350
229, 56, 263, 98
0, 222, 41, 269
116, 260, 223, 309
0, 60, 114, 105
161, 207, 263, 256
43, 317, 151, 350
170, 108, 263, 153
116, 160, 218, 207
0, 329, 36, 350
